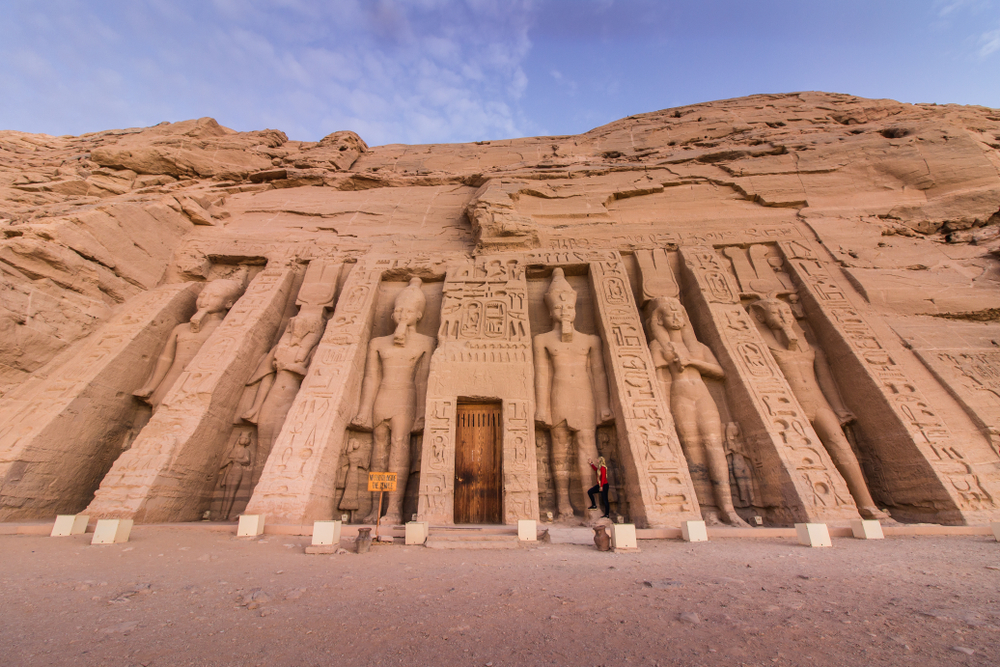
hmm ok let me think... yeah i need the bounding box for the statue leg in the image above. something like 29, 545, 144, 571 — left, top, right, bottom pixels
575, 429, 600, 517
672, 399, 718, 523
362, 422, 391, 524
382, 422, 411, 525
812, 409, 889, 521
550, 425, 574, 520
220, 467, 239, 520
696, 394, 750, 528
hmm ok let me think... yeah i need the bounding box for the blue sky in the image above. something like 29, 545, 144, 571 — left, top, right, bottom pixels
1, 0, 998, 146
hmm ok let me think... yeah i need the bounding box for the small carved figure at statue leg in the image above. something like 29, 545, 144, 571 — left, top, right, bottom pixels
218, 431, 253, 521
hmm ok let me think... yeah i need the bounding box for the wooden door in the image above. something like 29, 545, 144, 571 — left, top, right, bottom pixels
454, 402, 502, 524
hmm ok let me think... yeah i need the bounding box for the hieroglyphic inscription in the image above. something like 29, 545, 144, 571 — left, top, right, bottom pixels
419, 398, 456, 523
503, 398, 537, 523
546, 224, 801, 252
86, 267, 296, 522
246, 262, 384, 524
0, 282, 200, 519
917, 349, 1000, 450
588, 254, 700, 526
680, 246, 857, 522
780, 241, 998, 514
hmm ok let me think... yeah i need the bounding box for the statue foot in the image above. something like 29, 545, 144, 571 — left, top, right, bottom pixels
859, 506, 898, 524
721, 510, 751, 528
557, 511, 576, 523
380, 514, 401, 526
360, 513, 379, 525
702, 510, 725, 527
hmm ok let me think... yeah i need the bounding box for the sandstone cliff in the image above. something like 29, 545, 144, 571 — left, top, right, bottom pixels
2, 91, 998, 400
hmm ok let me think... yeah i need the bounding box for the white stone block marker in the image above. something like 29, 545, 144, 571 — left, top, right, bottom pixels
851, 519, 884, 540
91, 519, 133, 544
405, 521, 429, 545
991, 522, 1000, 542
312, 520, 342, 546
517, 519, 537, 542
681, 520, 708, 543
51, 514, 89, 537
795, 523, 832, 547
610, 523, 638, 550
237, 514, 265, 537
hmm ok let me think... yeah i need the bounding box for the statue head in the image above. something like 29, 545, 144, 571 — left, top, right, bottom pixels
392, 277, 426, 344
191, 276, 247, 332
545, 268, 577, 341
649, 296, 688, 332
287, 308, 324, 341
237, 431, 252, 446
750, 297, 799, 350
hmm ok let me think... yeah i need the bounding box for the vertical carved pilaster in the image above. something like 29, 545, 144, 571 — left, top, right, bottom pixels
589, 254, 701, 527
0, 282, 200, 520
246, 262, 383, 524
418, 256, 537, 524
780, 240, 1000, 524
86, 266, 296, 522
680, 245, 859, 524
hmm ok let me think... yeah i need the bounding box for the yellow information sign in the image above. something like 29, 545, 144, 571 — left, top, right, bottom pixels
367, 472, 397, 492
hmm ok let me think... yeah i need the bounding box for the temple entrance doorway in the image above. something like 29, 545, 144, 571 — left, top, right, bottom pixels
454, 401, 503, 524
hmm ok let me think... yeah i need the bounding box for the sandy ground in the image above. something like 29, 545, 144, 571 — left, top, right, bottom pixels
1, 527, 999, 667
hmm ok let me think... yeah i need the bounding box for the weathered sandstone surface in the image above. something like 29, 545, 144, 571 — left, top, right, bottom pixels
1, 92, 998, 528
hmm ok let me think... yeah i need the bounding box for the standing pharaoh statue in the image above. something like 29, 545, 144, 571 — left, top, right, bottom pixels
134, 271, 248, 410
350, 278, 436, 525
750, 297, 891, 521
647, 297, 749, 527
533, 269, 614, 520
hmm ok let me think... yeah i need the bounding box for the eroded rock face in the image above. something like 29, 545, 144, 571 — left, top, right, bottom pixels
1, 92, 998, 527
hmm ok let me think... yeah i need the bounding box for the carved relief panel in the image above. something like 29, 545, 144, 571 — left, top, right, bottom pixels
586, 252, 702, 527
245, 261, 386, 524
679, 245, 859, 524
86, 263, 298, 523
779, 240, 1000, 523
207, 260, 343, 520
418, 256, 538, 525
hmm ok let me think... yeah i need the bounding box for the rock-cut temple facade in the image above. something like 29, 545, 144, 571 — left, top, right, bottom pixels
1, 92, 1000, 529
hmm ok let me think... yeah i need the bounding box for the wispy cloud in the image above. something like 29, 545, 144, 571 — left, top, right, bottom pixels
0, 0, 538, 144
980, 26, 1000, 56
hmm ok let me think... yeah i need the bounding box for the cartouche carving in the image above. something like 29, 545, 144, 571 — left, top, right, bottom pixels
533, 268, 614, 519
351, 278, 436, 524
750, 297, 890, 521
647, 296, 749, 526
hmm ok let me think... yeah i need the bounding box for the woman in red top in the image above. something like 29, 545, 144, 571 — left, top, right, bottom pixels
587, 457, 610, 518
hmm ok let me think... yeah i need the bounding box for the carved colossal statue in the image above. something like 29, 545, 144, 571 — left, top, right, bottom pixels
647, 296, 749, 526
134, 272, 247, 410
350, 278, 436, 524
218, 431, 253, 521
750, 297, 891, 521
533, 269, 614, 520
242, 308, 326, 480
